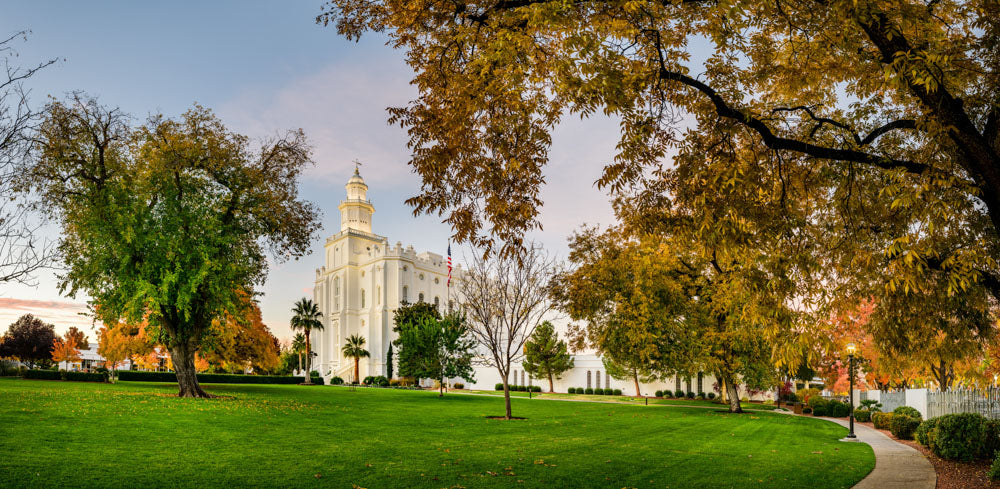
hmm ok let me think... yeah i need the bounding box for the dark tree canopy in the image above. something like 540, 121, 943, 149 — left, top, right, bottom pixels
22, 94, 320, 397
522, 321, 574, 393
0, 314, 56, 367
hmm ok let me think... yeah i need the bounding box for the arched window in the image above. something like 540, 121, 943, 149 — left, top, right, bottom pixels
418, 292, 424, 303
434, 296, 440, 307
521, 371, 525, 385
377, 286, 381, 305
361, 289, 366, 308
403, 265, 408, 272
605, 372, 610, 389
435, 277, 440, 284
334, 277, 341, 309
596, 372, 601, 390
419, 273, 424, 280
448, 300, 453, 312
402, 286, 408, 303
586, 371, 592, 389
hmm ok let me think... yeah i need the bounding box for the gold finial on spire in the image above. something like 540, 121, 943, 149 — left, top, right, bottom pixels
352, 159, 362, 175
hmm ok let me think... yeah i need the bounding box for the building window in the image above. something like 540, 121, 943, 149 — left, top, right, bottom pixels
377, 286, 381, 305
403, 265, 408, 272
361, 270, 365, 277
435, 277, 439, 284
676, 374, 681, 391
685, 377, 692, 394
419, 273, 424, 280
606, 372, 610, 389
334, 277, 341, 309
361, 289, 366, 308
521, 371, 525, 385
596, 372, 601, 390
697, 372, 704, 394
418, 293, 424, 303
587, 371, 592, 389
448, 300, 453, 312
434, 296, 439, 307
402, 286, 408, 303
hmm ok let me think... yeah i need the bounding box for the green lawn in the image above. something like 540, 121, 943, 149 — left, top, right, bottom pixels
0, 378, 873, 488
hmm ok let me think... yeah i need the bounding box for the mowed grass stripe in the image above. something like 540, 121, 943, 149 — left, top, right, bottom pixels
0, 378, 873, 488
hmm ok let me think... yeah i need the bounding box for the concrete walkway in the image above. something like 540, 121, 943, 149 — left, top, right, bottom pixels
819, 417, 936, 489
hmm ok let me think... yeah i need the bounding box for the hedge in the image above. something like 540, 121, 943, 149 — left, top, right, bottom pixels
890, 414, 921, 440
922, 413, 1000, 462
117, 370, 305, 384
64, 371, 108, 382
854, 408, 872, 423
872, 412, 895, 430
23, 369, 61, 380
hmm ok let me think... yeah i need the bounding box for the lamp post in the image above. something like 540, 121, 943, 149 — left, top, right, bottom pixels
846, 342, 858, 440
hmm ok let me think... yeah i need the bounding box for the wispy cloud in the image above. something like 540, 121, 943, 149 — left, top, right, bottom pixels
0, 298, 97, 334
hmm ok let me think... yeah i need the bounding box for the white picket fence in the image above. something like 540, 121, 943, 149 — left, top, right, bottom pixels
927, 388, 1000, 419
863, 387, 1000, 419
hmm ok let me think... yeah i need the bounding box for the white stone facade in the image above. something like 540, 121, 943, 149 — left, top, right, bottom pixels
312, 168, 458, 382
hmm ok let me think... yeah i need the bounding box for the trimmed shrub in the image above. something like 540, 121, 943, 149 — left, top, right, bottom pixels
532, 385, 541, 392
686, 391, 695, 399
810, 398, 829, 417
990, 451, 1000, 481
454, 383, 464, 389
23, 369, 61, 380
309, 374, 325, 385
568, 387, 576, 394
801, 407, 812, 414
604, 388, 613, 396
585, 387, 594, 394
331, 376, 344, 385
594, 388, 604, 395
890, 414, 921, 440
707, 392, 716, 400
116, 370, 304, 384
655, 390, 663, 398
64, 371, 107, 382
495, 383, 504, 391
854, 409, 872, 423
613, 389, 622, 395
893, 406, 923, 420
915, 417, 940, 447
828, 400, 851, 418
674, 389, 684, 398
872, 412, 896, 430
932, 413, 999, 461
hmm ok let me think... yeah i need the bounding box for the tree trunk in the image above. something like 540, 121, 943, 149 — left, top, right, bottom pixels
548, 371, 554, 393
170, 340, 211, 398
297, 352, 302, 373
722, 373, 742, 413
353, 357, 359, 384
303, 330, 313, 384
633, 370, 641, 397
503, 380, 512, 419
439, 374, 444, 397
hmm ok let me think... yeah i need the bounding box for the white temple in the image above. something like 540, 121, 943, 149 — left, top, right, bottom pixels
312, 167, 456, 382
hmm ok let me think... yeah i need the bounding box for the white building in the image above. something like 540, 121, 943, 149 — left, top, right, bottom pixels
312, 167, 457, 382
312, 169, 766, 400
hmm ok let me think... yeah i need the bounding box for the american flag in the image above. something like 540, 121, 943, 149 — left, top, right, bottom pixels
447, 242, 452, 286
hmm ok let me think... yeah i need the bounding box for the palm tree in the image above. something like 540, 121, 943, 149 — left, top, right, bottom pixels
290, 298, 324, 384
341, 335, 369, 384
291, 333, 306, 373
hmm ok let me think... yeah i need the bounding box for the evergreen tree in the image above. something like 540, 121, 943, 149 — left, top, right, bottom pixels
523, 321, 574, 393
386, 344, 394, 379
394, 313, 476, 396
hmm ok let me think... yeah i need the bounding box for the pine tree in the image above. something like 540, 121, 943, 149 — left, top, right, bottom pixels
523, 322, 574, 393
386, 345, 394, 379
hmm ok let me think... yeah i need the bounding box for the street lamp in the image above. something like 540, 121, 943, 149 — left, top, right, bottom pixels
845, 342, 858, 440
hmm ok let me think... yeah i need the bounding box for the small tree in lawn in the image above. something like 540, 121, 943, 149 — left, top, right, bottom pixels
523, 321, 574, 393
51, 336, 81, 369
395, 313, 476, 396
460, 243, 555, 419
290, 298, 324, 384
341, 335, 369, 384
64, 327, 90, 350
393, 301, 441, 385
386, 344, 394, 379
602, 355, 657, 398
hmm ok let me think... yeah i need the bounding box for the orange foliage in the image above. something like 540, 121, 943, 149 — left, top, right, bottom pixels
51, 337, 81, 365
201, 295, 280, 373
98, 319, 156, 369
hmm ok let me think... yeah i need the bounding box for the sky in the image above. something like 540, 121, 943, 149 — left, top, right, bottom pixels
0, 1, 621, 341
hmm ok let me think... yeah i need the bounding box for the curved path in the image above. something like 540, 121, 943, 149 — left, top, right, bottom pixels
817, 417, 935, 489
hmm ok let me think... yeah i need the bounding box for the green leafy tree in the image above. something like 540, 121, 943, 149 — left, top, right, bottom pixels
393, 301, 441, 384
394, 313, 476, 396
602, 355, 657, 398
319, 1, 1000, 374
0, 314, 56, 368
341, 334, 370, 384
522, 321, 574, 393
290, 298, 324, 384
23, 95, 319, 397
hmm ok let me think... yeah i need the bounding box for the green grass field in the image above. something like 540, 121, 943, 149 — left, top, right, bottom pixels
0, 378, 873, 488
